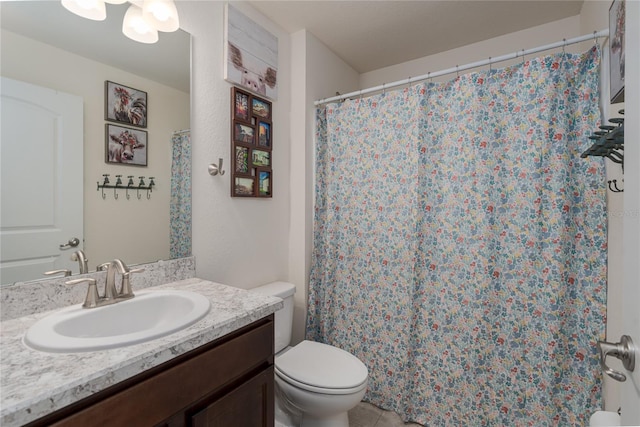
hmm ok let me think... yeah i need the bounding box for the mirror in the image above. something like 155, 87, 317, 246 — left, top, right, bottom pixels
0, 1, 190, 285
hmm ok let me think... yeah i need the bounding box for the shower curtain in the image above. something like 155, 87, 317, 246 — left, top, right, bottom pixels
308, 47, 607, 426
170, 130, 192, 259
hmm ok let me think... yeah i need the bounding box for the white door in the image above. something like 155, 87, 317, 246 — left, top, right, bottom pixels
620, 0, 640, 423
1, 77, 83, 284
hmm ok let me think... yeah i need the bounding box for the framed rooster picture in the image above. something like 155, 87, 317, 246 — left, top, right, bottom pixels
105, 81, 148, 128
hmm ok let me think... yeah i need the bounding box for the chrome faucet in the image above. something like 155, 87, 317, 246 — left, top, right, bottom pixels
70, 250, 89, 274
104, 259, 125, 300
104, 259, 143, 300
69, 259, 144, 308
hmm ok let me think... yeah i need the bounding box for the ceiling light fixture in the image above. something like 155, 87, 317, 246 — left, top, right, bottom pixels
61, 0, 107, 21
60, 0, 179, 43
122, 3, 159, 44
142, 0, 180, 32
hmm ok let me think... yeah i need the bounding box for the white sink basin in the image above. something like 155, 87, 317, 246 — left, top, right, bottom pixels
24, 290, 211, 353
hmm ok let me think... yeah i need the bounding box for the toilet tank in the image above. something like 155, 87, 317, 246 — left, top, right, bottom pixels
250, 281, 296, 353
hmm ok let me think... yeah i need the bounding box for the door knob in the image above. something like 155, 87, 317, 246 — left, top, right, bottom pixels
597, 335, 636, 382
60, 237, 80, 249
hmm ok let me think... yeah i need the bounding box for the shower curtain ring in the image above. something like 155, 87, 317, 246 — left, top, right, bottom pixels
456, 65, 459, 78
521, 49, 525, 65
382, 83, 385, 95
489, 57, 492, 71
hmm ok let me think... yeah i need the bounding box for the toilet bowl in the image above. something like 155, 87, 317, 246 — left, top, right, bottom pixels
251, 282, 369, 427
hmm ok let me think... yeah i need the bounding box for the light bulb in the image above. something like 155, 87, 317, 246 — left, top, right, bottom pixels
123, 4, 158, 44
142, 0, 179, 32
61, 0, 106, 21
149, 3, 170, 21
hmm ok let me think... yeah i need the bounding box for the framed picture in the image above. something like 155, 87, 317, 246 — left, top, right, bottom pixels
609, 0, 625, 103
252, 149, 270, 167
230, 86, 272, 198
235, 145, 250, 174
258, 122, 271, 149
234, 177, 255, 197
258, 169, 272, 198
105, 81, 147, 128
233, 87, 250, 122
252, 98, 271, 119
224, 4, 278, 100
105, 124, 147, 166
234, 122, 255, 144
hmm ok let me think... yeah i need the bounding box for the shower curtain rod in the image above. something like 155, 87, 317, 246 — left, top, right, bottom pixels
314, 29, 609, 106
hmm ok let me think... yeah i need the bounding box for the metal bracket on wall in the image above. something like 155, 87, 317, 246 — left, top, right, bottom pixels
581, 110, 624, 192
208, 158, 226, 176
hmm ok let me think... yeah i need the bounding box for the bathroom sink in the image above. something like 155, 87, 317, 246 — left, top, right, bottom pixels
24, 290, 211, 353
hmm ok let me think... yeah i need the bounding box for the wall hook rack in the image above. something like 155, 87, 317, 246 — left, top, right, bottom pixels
581, 110, 624, 192
97, 174, 156, 199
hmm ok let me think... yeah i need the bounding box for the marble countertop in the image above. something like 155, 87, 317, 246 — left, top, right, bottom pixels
0, 278, 283, 427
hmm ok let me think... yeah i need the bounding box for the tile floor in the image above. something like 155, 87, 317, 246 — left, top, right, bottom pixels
348, 402, 423, 427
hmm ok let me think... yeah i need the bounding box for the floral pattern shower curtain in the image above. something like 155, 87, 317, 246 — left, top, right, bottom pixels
308, 47, 607, 426
170, 130, 192, 259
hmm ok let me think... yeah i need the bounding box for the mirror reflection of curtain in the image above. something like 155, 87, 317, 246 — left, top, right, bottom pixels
170, 130, 192, 258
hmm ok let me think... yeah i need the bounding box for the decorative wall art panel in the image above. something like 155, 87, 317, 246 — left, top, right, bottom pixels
225, 4, 278, 100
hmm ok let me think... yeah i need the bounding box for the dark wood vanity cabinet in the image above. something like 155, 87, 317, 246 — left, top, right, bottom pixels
28, 315, 275, 427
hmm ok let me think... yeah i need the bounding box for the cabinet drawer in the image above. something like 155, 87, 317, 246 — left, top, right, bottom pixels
38, 317, 274, 427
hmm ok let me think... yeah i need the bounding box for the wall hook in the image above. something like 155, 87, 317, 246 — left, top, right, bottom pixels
137, 176, 146, 199
147, 177, 155, 199
126, 175, 134, 200
98, 174, 110, 199
581, 110, 624, 193
114, 175, 122, 199
208, 158, 226, 176
608, 179, 624, 193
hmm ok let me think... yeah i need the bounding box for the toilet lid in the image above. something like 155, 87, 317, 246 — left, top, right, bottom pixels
275, 340, 368, 389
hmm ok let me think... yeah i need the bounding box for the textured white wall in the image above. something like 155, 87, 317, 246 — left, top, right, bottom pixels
580, 0, 625, 413
360, 16, 581, 88
289, 29, 360, 343
178, 2, 292, 289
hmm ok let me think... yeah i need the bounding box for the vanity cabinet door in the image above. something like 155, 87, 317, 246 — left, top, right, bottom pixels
190, 366, 274, 427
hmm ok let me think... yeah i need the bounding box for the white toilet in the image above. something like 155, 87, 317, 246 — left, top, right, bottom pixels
251, 282, 368, 427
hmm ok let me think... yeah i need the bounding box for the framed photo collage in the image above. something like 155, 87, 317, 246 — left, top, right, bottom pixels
231, 87, 273, 198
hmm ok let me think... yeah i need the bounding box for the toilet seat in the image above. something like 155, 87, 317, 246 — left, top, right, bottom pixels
275, 340, 368, 395
275, 366, 367, 395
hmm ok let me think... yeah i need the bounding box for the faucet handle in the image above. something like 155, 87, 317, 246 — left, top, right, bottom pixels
120, 268, 145, 299
44, 269, 72, 277
66, 278, 100, 308
96, 262, 110, 271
